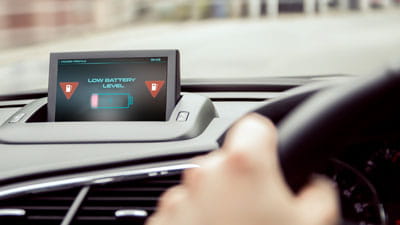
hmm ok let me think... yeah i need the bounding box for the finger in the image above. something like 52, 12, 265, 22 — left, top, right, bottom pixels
145, 214, 161, 225
222, 113, 280, 176
145, 211, 176, 225
190, 155, 207, 165
297, 176, 340, 225
157, 185, 187, 211
190, 150, 220, 166
182, 167, 204, 192
223, 113, 278, 153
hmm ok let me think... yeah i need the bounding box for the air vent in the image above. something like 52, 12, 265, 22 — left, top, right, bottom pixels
0, 100, 31, 109
0, 188, 80, 225
72, 174, 181, 225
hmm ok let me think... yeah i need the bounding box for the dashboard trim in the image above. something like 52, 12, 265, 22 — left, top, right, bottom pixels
0, 160, 198, 200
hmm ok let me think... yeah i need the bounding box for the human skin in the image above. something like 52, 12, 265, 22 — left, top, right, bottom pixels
146, 113, 340, 225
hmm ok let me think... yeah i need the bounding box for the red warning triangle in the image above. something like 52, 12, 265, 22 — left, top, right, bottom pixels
145, 81, 165, 98
59, 82, 79, 100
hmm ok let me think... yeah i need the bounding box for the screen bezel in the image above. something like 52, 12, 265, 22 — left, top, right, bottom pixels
48, 50, 180, 122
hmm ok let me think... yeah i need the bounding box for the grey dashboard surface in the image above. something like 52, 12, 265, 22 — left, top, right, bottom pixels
0, 94, 217, 143
0, 77, 340, 185
0, 98, 264, 184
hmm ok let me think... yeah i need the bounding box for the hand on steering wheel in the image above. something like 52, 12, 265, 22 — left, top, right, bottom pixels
146, 114, 339, 225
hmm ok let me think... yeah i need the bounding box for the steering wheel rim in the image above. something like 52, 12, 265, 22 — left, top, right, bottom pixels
274, 70, 400, 193
247, 70, 400, 225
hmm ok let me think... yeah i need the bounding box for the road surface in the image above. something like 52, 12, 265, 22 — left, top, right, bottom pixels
0, 10, 400, 95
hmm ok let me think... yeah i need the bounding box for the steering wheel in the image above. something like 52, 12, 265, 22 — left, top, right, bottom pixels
253, 70, 400, 225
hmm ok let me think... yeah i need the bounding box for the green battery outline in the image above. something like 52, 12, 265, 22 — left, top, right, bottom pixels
91, 93, 134, 109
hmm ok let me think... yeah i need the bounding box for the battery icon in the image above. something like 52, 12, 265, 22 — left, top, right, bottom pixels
91, 93, 134, 109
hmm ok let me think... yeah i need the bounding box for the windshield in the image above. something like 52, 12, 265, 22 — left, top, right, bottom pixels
0, 0, 399, 95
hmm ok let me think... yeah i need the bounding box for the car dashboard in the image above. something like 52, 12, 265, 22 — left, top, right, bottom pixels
0, 76, 397, 225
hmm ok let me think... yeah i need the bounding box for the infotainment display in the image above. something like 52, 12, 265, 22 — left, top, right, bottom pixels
48, 50, 180, 122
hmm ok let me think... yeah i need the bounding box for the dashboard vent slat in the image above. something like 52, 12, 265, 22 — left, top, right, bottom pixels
72, 174, 181, 225
0, 188, 80, 225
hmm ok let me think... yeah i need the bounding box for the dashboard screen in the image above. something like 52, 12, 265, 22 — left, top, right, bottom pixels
54, 57, 168, 121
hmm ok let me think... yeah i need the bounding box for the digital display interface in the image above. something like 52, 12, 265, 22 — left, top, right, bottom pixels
54, 57, 168, 121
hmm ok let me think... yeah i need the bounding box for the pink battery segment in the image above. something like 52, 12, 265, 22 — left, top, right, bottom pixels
91, 94, 99, 108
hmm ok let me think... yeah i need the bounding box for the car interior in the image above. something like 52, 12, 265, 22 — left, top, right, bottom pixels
0, 1, 400, 225
0, 52, 398, 225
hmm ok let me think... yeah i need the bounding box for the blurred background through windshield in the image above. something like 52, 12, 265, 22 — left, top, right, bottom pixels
0, 0, 400, 95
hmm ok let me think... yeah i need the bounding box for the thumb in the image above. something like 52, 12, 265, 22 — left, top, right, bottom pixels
222, 113, 279, 171
297, 175, 340, 225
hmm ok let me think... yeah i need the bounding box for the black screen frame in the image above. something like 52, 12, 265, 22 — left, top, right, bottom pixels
48, 50, 180, 122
